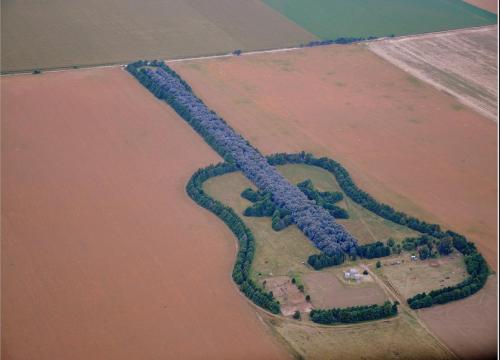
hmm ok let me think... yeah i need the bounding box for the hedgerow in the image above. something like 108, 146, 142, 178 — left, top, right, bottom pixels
310, 301, 398, 325
186, 162, 280, 314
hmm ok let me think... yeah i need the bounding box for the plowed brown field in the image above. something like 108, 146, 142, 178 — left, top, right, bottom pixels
465, 0, 498, 13
1, 67, 289, 360
171, 44, 497, 359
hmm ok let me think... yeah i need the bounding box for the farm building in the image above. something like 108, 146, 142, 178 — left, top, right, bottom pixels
344, 268, 361, 281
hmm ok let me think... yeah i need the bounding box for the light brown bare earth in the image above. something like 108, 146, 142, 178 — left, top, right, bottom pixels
1, 67, 290, 360
0, 0, 315, 73
302, 271, 387, 309
171, 44, 497, 359
369, 26, 498, 121
264, 276, 312, 316
465, 0, 498, 13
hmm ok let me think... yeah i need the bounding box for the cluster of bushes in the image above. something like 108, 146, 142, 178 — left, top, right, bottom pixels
402, 234, 454, 260
297, 180, 348, 219
241, 188, 293, 231
303, 36, 378, 47
127, 61, 358, 258
357, 241, 391, 259
266, 152, 490, 308
186, 162, 280, 314
310, 301, 398, 325
307, 253, 346, 270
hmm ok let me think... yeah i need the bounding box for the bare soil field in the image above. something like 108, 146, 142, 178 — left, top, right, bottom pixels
171, 44, 497, 269
0, 0, 315, 73
1, 67, 289, 360
369, 26, 498, 121
419, 276, 498, 360
378, 254, 468, 298
302, 271, 387, 309
465, 0, 498, 13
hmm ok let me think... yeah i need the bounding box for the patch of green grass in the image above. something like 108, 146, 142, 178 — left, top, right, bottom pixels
406, 76, 423, 87
263, 0, 497, 40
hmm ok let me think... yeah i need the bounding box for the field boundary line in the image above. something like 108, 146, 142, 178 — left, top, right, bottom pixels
1, 24, 496, 76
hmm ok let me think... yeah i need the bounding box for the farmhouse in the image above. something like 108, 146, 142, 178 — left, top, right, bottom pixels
344, 268, 361, 281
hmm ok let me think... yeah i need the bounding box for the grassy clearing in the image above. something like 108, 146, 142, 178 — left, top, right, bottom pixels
263, 0, 497, 40
269, 311, 454, 360
377, 254, 468, 298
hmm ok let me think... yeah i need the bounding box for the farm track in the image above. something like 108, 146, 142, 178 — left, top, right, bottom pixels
363, 265, 459, 359
1, 25, 496, 76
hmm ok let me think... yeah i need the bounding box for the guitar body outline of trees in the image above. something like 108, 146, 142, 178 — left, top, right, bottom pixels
127, 60, 490, 315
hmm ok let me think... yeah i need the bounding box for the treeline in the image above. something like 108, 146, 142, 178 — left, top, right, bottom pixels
126, 60, 234, 163
303, 36, 379, 47
357, 241, 391, 259
186, 162, 280, 314
310, 301, 398, 325
266, 152, 490, 308
308, 253, 346, 270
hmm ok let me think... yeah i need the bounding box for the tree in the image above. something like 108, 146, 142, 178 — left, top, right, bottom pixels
387, 238, 396, 247
376, 261, 381, 268
438, 236, 453, 255
293, 311, 301, 320
305, 294, 311, 302
418, 247, 430, 260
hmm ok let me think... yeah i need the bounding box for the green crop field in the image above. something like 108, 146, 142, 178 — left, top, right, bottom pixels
263, 0, 497, 39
